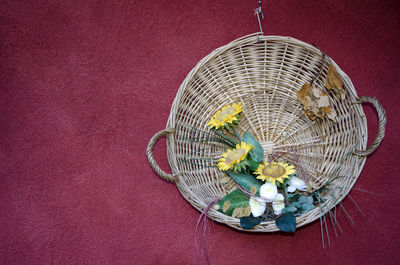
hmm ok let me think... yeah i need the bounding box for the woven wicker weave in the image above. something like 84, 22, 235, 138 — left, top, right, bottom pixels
147, 33, 386, 232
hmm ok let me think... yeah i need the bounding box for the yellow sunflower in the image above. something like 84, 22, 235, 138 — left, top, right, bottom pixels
217, 142, 253, 171
208, 103, 243, 129
255, 162, 296, 184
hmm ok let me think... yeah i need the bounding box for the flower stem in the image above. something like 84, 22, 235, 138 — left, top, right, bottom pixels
212, 129, 238, 147
232, 127, 242, 141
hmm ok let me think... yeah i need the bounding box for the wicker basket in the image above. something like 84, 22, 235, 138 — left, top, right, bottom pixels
147, 33, 386, 232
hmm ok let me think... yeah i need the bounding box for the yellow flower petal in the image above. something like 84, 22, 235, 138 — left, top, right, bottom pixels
217, 141, 253, 171
208, 103, 243, 129
254, 161, 297, 184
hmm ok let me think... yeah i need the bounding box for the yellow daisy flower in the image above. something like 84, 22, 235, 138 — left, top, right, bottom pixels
255, 162, 296, 184
208, 103, 243, 129
217, 142, 253, 171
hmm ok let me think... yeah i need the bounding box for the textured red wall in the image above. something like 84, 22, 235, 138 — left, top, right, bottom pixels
1, 0, 399, 264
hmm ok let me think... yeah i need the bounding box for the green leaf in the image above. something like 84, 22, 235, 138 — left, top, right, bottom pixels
301, 203, 315, 212
283, 205, 297, 213
243, 131, 264, 163
248, 156, 260, 171
227, 171, 263, 196
287, 193, 300, 202
240, 215, 263, 229
298, 196, 313, 205
290, 202, 301, 208
275, 213, 296, 232
216, 189, 249, 216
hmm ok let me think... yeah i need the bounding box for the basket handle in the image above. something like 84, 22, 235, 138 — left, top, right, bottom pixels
353, 96, 386, 156
146, 128, 179, 183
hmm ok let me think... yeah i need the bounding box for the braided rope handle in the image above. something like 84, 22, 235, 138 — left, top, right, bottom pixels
146, 128, 178, 183
353, 96, 386, 156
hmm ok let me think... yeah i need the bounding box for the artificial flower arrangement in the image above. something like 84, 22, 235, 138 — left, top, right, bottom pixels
207, 103, 318, 232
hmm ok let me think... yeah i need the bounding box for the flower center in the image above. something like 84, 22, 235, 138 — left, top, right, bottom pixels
225, 148, 246, 165
216, 107, 235, 121
262, 164, 286, 178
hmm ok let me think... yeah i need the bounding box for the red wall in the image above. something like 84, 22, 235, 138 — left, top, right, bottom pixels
1, 0, 399, 264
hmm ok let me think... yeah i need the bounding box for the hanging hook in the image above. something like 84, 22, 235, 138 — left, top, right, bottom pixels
254, 1, 264, 42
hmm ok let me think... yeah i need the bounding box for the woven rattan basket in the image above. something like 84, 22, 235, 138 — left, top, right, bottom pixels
147, 33, 386, 232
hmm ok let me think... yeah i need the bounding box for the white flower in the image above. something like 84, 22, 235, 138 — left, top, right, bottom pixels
287, 176, 307, 193
260, 182, 278, 202
272, 193, 285, 215
249, 196, 266, 217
